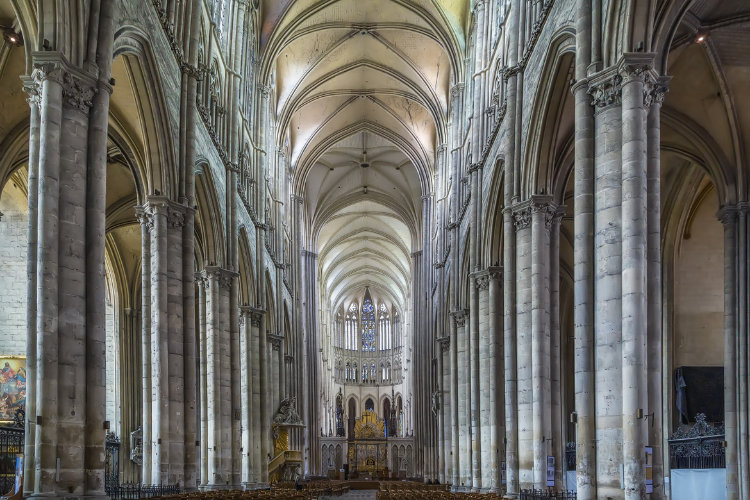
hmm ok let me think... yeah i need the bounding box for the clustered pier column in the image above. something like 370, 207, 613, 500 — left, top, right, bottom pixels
196, 267, 238, 488
138, 196, 196, 487
23, 32, 115, 496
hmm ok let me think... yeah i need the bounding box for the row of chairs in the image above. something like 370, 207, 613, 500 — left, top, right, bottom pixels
146, 480, 351, 500
376, 492, 505, 499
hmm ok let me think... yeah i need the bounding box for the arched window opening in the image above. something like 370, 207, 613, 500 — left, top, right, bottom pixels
361, 289, 376, 352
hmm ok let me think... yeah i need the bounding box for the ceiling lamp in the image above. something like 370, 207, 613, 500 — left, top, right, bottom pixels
2, 26, 22, 46
695, 33, 708, 44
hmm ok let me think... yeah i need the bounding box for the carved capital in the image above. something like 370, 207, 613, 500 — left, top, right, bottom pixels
135, 206, 154, 232
486, 265, 503, 282
167, 205, 186, 228
202, 266, 238, 290
530, 195, 556, 230
650, 75, 671, 107
450, 309, 468, 328
511, 202, 531, 231
474, 273, 490, 290
30, 53, 97, 113
588, 70, 622, 110
618, 53, 656, 85
437, 336, 450, 353
249, 307, 266, 326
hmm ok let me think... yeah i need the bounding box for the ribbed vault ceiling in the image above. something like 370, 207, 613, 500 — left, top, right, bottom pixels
263, 0, 468, 315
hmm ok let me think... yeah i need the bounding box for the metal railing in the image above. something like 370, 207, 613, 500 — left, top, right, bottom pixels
0, 412, 24, 495
107, 483, 181, 499
520, 489, 577, 500
668, 434, 725, 469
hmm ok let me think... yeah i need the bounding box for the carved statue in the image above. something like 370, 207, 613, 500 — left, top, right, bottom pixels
130, 426, 143, 466
273, 396, 303, 425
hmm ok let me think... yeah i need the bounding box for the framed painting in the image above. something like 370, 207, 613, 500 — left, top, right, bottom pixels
0, 356, 25, 424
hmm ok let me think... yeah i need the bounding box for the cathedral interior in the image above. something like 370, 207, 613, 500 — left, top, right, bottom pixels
0, 0, 748, 499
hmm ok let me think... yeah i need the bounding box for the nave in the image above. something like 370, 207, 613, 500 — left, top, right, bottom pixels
0, 0, 748, 499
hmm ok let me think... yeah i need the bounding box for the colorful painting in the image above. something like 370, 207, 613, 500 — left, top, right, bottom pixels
0, 356, 25, 423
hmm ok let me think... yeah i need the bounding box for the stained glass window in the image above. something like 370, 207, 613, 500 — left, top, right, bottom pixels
361, 293, 376, 352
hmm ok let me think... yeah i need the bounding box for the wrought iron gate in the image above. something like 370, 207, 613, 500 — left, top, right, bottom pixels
105, 432, 120, 496
0, 410, 24, 494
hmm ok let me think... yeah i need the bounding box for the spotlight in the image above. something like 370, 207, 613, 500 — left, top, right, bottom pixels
2, 27, 22, 46
695, 33, 708, 44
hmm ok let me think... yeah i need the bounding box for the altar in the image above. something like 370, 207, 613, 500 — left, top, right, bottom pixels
348, 409, 389, 478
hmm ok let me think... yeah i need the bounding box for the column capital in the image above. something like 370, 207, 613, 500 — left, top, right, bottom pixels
135, 206, 154, 231
485, 265, 503, 281
471, 270, 491, 290
530, 194, 557, 230
450, 83, 465, 99
450, 309, 469, 328
267, 332, 283, 350
30, 51, 99, 113
437, 336, 450, 353
200, 266, 239, 290
249, 307, 266, 326
510, 201, 531, 231
587, 67, 622, 110
650, 75, 671, 107
617, 52, 656, 84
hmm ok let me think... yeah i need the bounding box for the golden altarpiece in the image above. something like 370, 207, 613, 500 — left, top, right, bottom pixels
349, 410, 389, 477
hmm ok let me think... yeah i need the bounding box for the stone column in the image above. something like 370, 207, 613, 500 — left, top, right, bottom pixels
530, 196, 554, 489
469, 167, 482, 491
475, 271, 491, 491
454, 308, 470, 488
647, 77, 668, 500
21, 74, 41, 496
549, 208, 565, 489
503, 205, 519, 498
512, 201, 533, 490
438, 337, 449, 484
589, 67, 624, 499
450, 310, 461, 487
572, 74, 596, 500
196, 273, 208, 486
487, 266, 503, 493
619, 53, 654, 500
200, 266, 238, 489
239, 306, 254, 486
719, 206, 738, 500
250, 308, 267, 485
25, 39, 120, 494
143, 197, 190, 485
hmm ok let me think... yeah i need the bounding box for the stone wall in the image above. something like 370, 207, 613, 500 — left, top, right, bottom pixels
0, 179, 28, 355
674, 187, 724, 367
